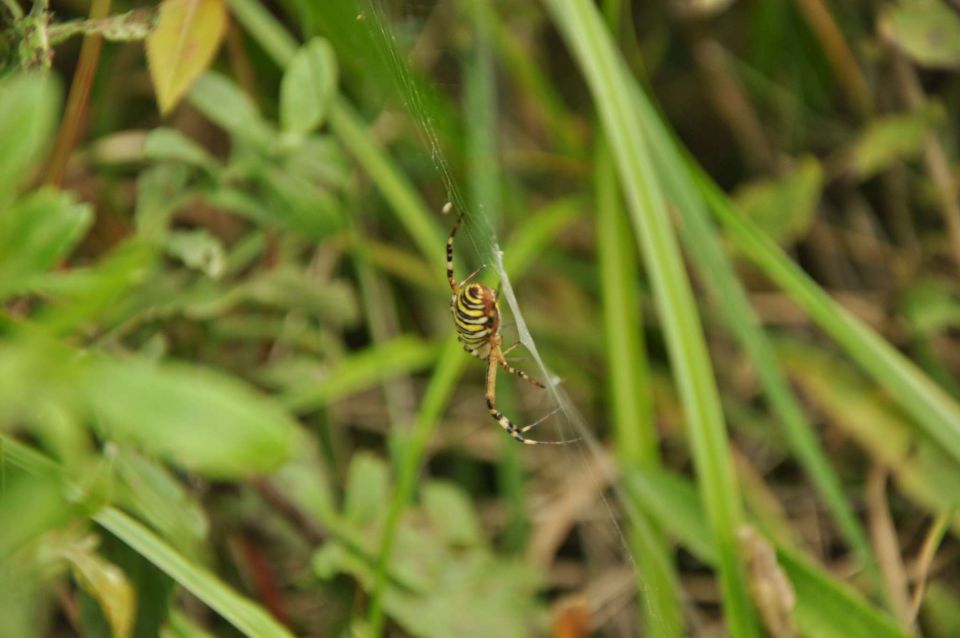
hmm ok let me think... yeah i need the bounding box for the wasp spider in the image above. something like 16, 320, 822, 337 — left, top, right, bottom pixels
444, 202, 563, 445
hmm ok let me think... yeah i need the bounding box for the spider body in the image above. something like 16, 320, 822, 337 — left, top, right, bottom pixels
445, 203, 559, 445
452, 282, 499, 357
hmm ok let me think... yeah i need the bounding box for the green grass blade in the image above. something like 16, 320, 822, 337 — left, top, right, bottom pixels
622, 81, 878, 585
543, 0, 760, 634
627, 467, 912, 638
597, 145, 682, 635
226, 0, 296, 65
694, 170, 960, 466
281, 337, 439, 413
95, 508, 295, 638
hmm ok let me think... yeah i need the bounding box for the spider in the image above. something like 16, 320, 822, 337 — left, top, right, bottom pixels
444, 202, 563, 445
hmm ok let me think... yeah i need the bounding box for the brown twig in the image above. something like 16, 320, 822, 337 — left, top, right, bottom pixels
907, 510, 952, 628
690, 37, 777, 173
233, 532, 289, 625
866, 466, 911, 627
253, 478, 327, 545
792, 0, 872, 118
44, 0, 112, 188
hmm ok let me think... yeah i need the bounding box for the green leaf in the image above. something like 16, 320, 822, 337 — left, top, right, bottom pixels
880, 0, 960, 70
0, 188, 93, 299
280, 38, 338, 135
0, 470, 71, 559
33, 240, 156, 335
83, 356, 298, 478
0, 74, 60, 206
165, 229, 225, 278
422, 482, 482, 547
903, 278, 960, 336
144, 128, 218, 171
188, 73, 272, 147
278, 337, 440, 413
313, 455, 545, 638
778, 547, 912, 638
732, 157, 822, 245
847, 110, 937, 179
344, 452, 391, 525
146, 0, 228, 114
259, 167, 345, 238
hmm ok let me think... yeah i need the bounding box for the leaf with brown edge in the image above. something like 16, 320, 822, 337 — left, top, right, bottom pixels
146, 0, 227, 115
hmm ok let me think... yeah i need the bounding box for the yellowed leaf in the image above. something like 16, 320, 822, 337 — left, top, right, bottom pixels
146, 0, 228, 115
63, 535, 136, 638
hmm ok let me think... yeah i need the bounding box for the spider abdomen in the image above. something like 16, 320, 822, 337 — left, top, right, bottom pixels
453, 282, 500, 349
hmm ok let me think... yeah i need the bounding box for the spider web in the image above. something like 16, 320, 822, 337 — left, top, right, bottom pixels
361, 0, 655, 625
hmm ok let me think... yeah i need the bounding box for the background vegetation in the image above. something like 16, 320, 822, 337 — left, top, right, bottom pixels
2, 0, 960, 636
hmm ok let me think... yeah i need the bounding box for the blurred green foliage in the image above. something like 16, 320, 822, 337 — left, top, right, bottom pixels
2, 0, 960, 636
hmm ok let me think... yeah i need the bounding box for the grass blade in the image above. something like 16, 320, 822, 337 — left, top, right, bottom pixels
694, 169, 960, 466
95, 508, 295, 638
542, 0, 760, 633
597, 145, 682, 635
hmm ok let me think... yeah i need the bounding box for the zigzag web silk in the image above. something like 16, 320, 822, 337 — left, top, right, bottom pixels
360, 0, 670, 628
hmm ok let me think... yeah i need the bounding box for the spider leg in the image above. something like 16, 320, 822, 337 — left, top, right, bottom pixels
501, 341, 528, 357
495, 345, 544, 389
446, 206, 463, 292
458, 264, 486, 289
485, 356, 568, 445
519, 407, 562, 434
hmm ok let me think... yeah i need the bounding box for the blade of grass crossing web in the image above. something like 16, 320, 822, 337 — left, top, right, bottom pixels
597, 145, 682, 635
622, 84, 879, 588
542, 0, 760, 634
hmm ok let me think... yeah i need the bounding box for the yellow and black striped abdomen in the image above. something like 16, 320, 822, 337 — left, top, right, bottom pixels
453, 283, 499, 348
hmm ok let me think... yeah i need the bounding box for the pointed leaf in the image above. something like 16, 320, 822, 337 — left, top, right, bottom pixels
847, 109, 938, 179
165, 229, 225, 278
732, 157, 822, 246
280, 38, 338, 134
0, 188, 93, 300
64, 538, 136, 638
83, 357, 298, 478
188, 72, 273, 147
0, 74, 60, 206
880, 0, 960, 69
144, 127, 217, 171
147, 0, 228, 115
